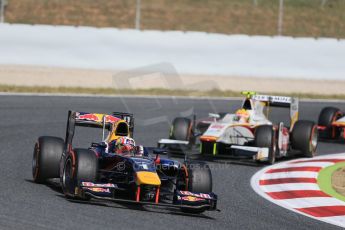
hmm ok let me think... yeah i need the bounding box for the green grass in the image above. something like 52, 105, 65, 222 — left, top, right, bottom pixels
5, 0, 345, 38
318, 162, 345, 203
2, 84, 345, 100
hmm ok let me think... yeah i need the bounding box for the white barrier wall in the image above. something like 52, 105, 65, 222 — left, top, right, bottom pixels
0, 23, 344, 80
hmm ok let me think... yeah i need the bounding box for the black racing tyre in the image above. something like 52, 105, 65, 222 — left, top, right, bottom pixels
318, 107, 342, 139
186, 162, 212, 193
254, 125, 276, 164
291, 120, 318, 158
62, 149, 98, 199
32, 136, 64, 183
179, 161, 213, 214
170, 117, 192, 141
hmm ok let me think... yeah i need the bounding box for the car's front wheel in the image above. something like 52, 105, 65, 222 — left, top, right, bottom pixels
254, 125, 276, 164
177, 161, 213, 214
62, 148, 98, 199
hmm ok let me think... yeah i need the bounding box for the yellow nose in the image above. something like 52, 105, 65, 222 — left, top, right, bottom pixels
136, 172, 161, 186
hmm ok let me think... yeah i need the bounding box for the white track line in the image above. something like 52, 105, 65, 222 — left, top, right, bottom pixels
291, 154, 345, 160
321, 216, 345, 224
260, 183, 320, 192
278, 197, 345, 209
271, 162, 334, 168
259, 171, 319, 180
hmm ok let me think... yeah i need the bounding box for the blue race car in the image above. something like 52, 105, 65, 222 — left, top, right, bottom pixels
32, 111, 218, 214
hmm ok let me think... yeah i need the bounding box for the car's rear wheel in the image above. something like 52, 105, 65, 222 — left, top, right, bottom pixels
318, 107, 342, 139
254, 125, 276, 164
62, 149, 98, 199
32, 136, 64, 183
291, 120, 318, 157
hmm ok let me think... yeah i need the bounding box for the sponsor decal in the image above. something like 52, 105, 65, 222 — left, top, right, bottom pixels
201, 120, 213, 124
179, 191, 212, 199
178, 196, 204, 202
271, 96, 291, 103
81, 182, 117, 188
252, 95, 291, 104
86, 187, 111, 193
210, 124, 225, 129
76, 113, 119, 124
105, 115, 120, 124
77, 113, 100, 122
204, 124, 227, 136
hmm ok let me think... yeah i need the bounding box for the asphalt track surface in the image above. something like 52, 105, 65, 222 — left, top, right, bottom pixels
1, 95, 345, 230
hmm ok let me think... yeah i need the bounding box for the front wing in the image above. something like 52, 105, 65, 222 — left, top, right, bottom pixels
75, 182, 219, 212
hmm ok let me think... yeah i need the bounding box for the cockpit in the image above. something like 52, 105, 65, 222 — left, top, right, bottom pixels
242, 98, 252, 110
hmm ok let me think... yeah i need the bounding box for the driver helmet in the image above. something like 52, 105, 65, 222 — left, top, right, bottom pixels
114, 137, 136, 155
235, 108, 250, 123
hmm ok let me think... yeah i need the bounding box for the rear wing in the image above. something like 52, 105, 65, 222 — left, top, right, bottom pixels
242, 92, 299, 129
75, 112, 121, 129
251, 95, 294, 108
64, 110, 134, 152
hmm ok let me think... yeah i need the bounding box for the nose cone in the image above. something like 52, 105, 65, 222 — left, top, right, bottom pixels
136, 172, 161, 186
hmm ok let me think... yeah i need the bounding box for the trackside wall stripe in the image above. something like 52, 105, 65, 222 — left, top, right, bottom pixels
296, 206, 345, 218
266, 167, 322, 173
289, 159, 345, 164
259, 178, 317, 185
266, 190, 331, 200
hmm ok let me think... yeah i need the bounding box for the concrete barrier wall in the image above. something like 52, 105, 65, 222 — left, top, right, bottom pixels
0, 24, 345, 80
